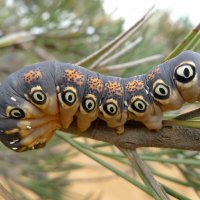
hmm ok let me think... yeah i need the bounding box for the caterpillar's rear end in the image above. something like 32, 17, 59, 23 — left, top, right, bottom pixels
0, 50, 200, 152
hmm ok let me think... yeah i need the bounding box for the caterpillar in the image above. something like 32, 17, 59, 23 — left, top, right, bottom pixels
0, 50, 199, 152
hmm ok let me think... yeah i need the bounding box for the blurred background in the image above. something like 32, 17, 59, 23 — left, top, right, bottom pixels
0, 0, 200, 200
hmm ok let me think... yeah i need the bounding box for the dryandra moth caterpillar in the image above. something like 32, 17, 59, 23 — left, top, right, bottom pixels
0, 50, 199, 152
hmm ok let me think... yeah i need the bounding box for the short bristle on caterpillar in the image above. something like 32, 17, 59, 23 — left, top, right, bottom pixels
1, 50, 200, 152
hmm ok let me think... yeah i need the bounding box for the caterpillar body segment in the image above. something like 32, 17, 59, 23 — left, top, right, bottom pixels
98, 75, 127, 134
0, 50, 200, 152
124, 75, 163, 131
76, 70, 103, 132
54, 61, 88, 129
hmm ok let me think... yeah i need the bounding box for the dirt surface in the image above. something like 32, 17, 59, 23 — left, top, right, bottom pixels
68, 149, 199, 200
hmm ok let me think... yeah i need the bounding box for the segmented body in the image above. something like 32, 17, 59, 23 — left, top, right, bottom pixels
0, 50, 199, 152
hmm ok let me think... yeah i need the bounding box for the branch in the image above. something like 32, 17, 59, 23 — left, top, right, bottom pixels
59, 119, 200, 151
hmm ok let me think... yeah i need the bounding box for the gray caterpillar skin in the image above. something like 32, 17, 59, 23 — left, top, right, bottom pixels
0, 50, 200, 152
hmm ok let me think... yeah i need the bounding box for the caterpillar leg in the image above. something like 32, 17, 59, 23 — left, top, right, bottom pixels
76, 110, 98, 132
128, 97, 163, 131
57, 86, 81, 128
151, 79, 185, 111
75, 93, 99, 132
19, 121, 60, 149
76, 94, 99, 132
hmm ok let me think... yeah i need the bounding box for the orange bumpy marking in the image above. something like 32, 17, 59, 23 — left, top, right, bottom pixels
147, 67, 161, 81
105, 81, 123, 96
126, 80, 144, 92
24, 70, 42, 83
88, 77, 103, 93
64, 69, 84, 86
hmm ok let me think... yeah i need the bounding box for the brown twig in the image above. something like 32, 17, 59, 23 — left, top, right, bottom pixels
60, 119, 200, 151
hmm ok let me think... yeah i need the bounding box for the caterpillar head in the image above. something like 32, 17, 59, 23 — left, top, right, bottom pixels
0, 62, 61, 152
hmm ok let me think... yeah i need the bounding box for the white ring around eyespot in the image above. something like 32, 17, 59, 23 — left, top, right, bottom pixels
176, 64, 194, 79
84, 99, 95, 111
32, 91, 46, 102
154, 85, 169, 96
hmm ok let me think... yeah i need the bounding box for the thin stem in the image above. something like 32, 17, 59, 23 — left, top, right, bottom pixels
100, 54, 163, 72
56, 131, 152, 196
76, 6, 154, 68
164, 120, 200, 129
174, 108, 200, 120
119, 147, 170, 200
186, 32, 200, 50
89, 10, 153, 70
98, 37, 142, 67
163, 185, 191, 200
141, 155, 200, 166
0, 32, 35, 48
164, 22, 200, 61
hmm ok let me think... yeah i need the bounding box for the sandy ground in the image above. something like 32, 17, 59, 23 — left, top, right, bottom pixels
68, 148, 199, 200
1, 144, 199, 200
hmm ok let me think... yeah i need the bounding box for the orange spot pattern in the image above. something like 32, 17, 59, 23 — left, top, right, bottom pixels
23, 70, 42, 84
105, 81, 123, 97
126, 80, 144, 92
147, 67, 161, 81
88, 77, 103, 93
64, 69, 84, 86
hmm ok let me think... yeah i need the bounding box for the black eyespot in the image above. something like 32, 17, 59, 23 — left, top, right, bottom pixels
174, 63, 195, 83
61, 90, 77, 106
103, 102, 118, 116
31, 90, 47, 105
153, 83, 170, 99
130, 99, 147, 113
9, 108, 25, 119
82, 98, 96, 112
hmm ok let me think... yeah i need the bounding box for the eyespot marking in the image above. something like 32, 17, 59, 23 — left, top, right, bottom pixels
82, 94, 97, 113
130, 98, 147, 113
153, 82, 170, 100
174, 62, 196, 83
31, 90, 47, 105
103, 101, 118, 116
61, 87, 77, 106
9, 108, 25, 119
